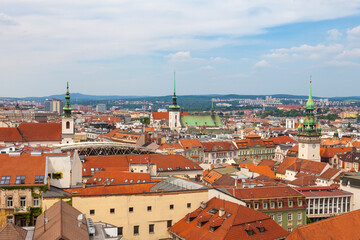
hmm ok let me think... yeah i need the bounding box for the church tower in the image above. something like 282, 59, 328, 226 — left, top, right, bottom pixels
169, 72, 181, 132
297, 81, 322, 161
61, 82, 74, 144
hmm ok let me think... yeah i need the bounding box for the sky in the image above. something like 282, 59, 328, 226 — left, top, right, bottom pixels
1, 0, 360, 98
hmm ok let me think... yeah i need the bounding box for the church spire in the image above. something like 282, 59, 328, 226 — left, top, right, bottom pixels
63, 81, 72, 118
169, 72, 180, 112
306, 77, 314, 110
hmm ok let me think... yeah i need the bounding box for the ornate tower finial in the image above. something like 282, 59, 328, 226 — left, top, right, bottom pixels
173, 71, 176, 96
63, 81, 72, 118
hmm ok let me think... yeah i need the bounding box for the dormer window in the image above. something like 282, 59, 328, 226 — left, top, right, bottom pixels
278, 201, 283, 208
15, 176, 25, 185
288, 200, 293, 207
0, 176, 10, 185
34, 175, 44, 184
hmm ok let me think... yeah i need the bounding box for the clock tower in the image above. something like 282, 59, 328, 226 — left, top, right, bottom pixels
61, 82, 74, 144
297, 81, 322, 162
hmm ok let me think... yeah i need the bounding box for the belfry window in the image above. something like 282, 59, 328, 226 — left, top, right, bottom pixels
66, 121, 70, 129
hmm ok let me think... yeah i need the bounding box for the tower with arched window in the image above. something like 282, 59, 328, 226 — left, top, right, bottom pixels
61, 82, 74, 144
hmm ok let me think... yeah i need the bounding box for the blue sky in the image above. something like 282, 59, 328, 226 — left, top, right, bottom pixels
1, 1, 360, 97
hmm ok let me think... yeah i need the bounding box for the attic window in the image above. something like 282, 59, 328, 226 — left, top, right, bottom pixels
83, 168, 86, 172
137, 180, 140, 183
168, 168, 173, 171
185, 167, 190, 170
130, 179, 134, 183
0, 176, 10, 185
143, 180, 146, 183
98, 178, 102, 182
176, 167, 180, 170
225, 213, 232, 219
125, 179, 129, 183
90, 168, 95, 174
15, 176, 25, 185
34, 175, 44, 184
93, 178, 97, 181
207, 208, 219, 214
111, 179, 114, 182
158, 168, 163, 171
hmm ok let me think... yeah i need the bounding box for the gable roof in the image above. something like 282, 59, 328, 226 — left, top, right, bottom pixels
181, 115, 223, 127
87, 171, 151, 185
286, 209, 360, 240
202, 141, 237, 152
276, 157, 299, 175
83, 154, 202, 177
169, 197, 289, 240
228, 186, 303, 199
179, 139, 203, 149
239, 163, 276, 179
64, 182, 157, 196
0, 223, 27, 240
0, 153, 52, 186
34, 200, 89, 240
269, 135, 295, 145
0, 123, 61, 143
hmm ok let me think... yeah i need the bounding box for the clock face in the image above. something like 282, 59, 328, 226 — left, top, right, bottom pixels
312, 144, 316, 149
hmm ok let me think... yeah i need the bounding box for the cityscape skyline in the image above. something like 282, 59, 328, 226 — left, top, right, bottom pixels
1, 1, 360, 98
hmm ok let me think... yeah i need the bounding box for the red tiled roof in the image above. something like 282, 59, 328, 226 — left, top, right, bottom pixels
157, 143, 183, 150
239, 163, 276, 179
229, 186, 303, 199
0, 153, 66, 186
203, 170, 223, 184
276, 157, 299, 175
64, 182, 157, 196
295, 186, 352, 197
268, 136, 295, 145
83, 154, 202, 177
289, 175, 317, 187
0, 123, 61, 142
169, 197, 289, 240
87, 171, 151, 185
286, 209, 360, 240
321, 147, 353, 158
319, 168, 341, 180
257, 159, 277, 170
179, 139, 203, 149
202, 141, 237, 152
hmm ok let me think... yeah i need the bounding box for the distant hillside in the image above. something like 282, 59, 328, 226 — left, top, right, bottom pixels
1, 93, 359, 102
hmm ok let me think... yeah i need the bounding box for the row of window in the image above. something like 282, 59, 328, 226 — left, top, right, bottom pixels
247, 199, 302, 210
270, 212, 302, 223
239, 149, 275, 155
6, 196, 39, 207
90, 203, 192, 215
132, 220, 173, 236
0, 175, 44, 185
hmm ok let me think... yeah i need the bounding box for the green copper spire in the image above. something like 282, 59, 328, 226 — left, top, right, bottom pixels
298, 78, 321, 136
169, 72, 180, 112
306, 79, 314, 110
63, 81, 72, 117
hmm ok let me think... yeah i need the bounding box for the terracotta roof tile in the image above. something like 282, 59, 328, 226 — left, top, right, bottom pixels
87, 171, 151, 185
286, 209, 360, 240
169, 197, 289, 240
0, 223, 27, 240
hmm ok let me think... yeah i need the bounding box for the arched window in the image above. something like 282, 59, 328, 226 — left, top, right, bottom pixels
66, 121, 70, 129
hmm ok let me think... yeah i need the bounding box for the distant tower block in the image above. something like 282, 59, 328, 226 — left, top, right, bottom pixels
169, 72, 181, 132
286, 118, 296, 129
297, 80, 322, 162
62, 82, 74, 144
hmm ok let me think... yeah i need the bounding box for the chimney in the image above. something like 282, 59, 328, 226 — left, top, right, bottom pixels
219, 208, 225, 217
46, 176, 51, 190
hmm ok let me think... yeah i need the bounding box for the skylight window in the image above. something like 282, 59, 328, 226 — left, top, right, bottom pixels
34, 175, 44, 184
0, 176, 10, 185
98, 178, 102, 182
111, 179, 114, 182
130, 179, 133, 183
15, 176, 25, 185
158, 168, 163, 171
168, 167, 173, 170
125, 179, 128, 183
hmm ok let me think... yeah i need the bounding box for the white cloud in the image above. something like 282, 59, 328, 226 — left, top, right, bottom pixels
254, 60, 271, 68
336, 48, 360, 59
199, 65, 214, 70
326, 60, 360, 66
210, 57, 229, 63
327, 29, 342, 40
167, 51, 191, 62
347, 25, 360, 43
0, 13, 17, 26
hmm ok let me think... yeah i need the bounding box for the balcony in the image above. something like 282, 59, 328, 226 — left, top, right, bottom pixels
14, 207, 29, 213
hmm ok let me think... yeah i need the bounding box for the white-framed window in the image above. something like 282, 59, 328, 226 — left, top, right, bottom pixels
33, 197, 39, 207
288, 227, 292, 232
289, 200, 293, 207
254, 202, 259, 209
288, 213, 292, 221
298, 212, 302, 220
278, 201, 283, 208
7, 197, 13, 207
277, 214, 282, 222
298, 199, 303, 207
263, 202, 268, 209
7, 216, 13, 223
20, 197, 26, 207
